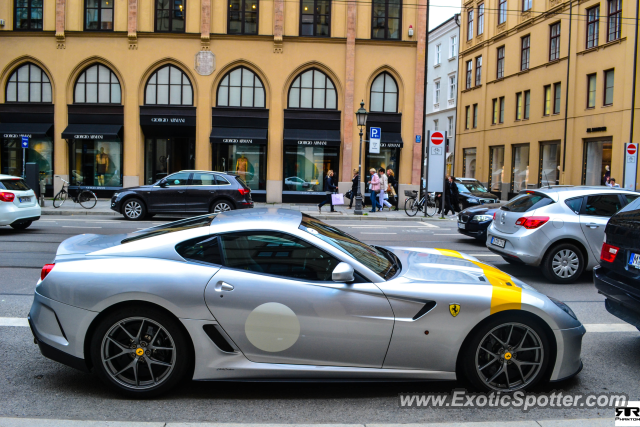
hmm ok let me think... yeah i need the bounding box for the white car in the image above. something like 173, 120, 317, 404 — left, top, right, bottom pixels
0, 174, 41, 230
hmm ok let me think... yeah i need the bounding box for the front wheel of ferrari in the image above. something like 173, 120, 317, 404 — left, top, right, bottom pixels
462, 313, 551, 392
90, 307, 192, 398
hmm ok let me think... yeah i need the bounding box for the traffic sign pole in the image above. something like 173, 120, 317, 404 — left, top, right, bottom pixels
624, 143, 638, 190
21, 136, 29, 179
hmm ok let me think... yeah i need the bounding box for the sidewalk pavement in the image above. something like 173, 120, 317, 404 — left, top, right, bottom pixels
39, 200, 458, 222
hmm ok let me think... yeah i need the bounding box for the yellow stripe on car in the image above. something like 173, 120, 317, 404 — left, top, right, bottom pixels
436, 248, 464, 259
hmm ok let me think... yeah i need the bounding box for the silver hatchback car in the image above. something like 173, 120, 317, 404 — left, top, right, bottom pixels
487, 187, 640, 283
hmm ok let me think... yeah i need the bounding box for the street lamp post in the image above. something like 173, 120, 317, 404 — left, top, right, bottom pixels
354, 101, 368, 215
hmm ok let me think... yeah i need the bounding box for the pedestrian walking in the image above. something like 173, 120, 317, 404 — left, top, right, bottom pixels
378, 168, 392, 211
318, 170, 337, 213
348, 169, 359, 209
438, 177, 456, 216
387, 168, 398, 210
449, 176, 461, 212
369, 168, 380, 213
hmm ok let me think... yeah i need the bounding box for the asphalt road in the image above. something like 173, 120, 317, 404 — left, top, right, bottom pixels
0, 215, 637, 423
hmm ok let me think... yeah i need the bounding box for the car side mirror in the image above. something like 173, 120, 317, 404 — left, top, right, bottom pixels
332, 262, 355, 282
159, 179, 168, 187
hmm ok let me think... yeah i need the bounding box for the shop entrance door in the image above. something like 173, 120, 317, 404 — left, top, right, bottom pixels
145, 138, 194, 185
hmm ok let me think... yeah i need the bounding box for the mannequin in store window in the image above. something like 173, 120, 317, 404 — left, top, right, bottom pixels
96, 147, 109, 186
236, 155, 249, 180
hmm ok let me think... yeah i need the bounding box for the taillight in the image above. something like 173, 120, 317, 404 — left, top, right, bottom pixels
238, 188, 250, 196
0, 192, 15, 202
515, 216, 550, 229
493, 212, 497, 220
601, 242, 619, 263
41, 264, 55, 280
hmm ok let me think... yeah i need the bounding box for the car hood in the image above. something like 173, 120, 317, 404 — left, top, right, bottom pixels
384, 246, 535, 291
459, 190, 497, 200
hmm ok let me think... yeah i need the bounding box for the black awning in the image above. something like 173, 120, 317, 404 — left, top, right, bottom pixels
0, 123, 53, 138
381, 132, 403, 148
283, 129, 341, 147
210, 127, 268, 145
62, 124, 123, 140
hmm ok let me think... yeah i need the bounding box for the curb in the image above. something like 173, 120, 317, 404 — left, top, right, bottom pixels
41, 210, 118, 216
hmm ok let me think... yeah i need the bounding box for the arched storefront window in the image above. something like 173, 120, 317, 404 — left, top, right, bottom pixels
2, 63, 53, 195
288, 69, 336, 109
370, 72, 398, 113
6, 63, 52, 103
145, 65, 193, 105
74, 64, 121, 104
217, 67, 265, 108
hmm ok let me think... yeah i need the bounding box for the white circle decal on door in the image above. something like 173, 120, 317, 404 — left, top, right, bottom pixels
245, 302, 300, 352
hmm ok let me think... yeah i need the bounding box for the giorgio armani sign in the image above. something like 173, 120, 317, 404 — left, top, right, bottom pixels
150, 118, 187, 124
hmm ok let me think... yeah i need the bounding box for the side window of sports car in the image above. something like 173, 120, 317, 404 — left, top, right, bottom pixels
219, 231, 340, 281
175, 236, 222, 265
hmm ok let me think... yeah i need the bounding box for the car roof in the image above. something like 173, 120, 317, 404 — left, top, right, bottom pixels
526, 185, 637, 194
456, 178, 480, 182
212, 208, 303, 229
0, 174, 24, 180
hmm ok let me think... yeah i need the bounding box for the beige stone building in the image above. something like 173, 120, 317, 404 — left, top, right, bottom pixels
455, 0, 639, 199
0, 0, 428, 202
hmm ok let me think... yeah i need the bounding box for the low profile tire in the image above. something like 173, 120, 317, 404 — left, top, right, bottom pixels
462, 313, 551, 392
211, 200, 233, 214
122, 198, 147, 221
90, 306, 191, 398
10, 220, 32, 230
541, 243, 585, 284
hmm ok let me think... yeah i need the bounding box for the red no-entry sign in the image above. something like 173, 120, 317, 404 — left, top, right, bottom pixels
628, 144, 637, 155
430, 131, 444, 145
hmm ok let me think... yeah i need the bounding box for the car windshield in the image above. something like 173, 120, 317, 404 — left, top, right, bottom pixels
501, 192, 554, 213
456, 183, 471, 193
121, 214, 216, 244
0, 178, 30, 191
299, 215, 398, 280
458, 180, 487, 193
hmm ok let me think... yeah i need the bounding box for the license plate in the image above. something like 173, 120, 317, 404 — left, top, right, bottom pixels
491, 237, 506, 248
19, 197, 31, 203
629, 253, 640, 269
458, 223, 466, 229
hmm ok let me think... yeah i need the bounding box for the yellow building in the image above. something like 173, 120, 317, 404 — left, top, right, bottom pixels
0, 0, 428, 202
455, 0, 639, 199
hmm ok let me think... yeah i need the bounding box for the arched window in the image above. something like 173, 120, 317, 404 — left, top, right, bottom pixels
6, 63, 52, 103
288, 69, 336, 109
145, 65, 193, 105
74, 64, 121, 104
370, 72, 398, 113
217, 67, 265, 108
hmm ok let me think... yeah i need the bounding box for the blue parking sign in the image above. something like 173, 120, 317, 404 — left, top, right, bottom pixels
415, 135, 421, 143
370, 127, 381, 140
21, 136, 29, 149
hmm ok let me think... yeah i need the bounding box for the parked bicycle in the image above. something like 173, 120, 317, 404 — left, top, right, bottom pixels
404, 190, 437, 217
53, 179, 98, 209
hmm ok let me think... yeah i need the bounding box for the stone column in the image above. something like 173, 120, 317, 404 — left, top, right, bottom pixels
55, 0, 65, 48
411, 0, 428, 185
339, 0, 357, 189
201, 0, 211, 48
273, 0, 284, 53
128, 0, 138, 49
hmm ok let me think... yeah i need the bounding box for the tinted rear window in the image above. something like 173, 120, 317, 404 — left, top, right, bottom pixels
565, 197, 583, 214
0, 179, 30, 191
176, 235, 222, 265
234, 176, 249, 190
501, 192, 554, 213
122, 214, 216, 244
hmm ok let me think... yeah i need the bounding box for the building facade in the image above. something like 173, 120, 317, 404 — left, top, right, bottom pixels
425, 14, 460, 176
0, 0, 428, 202
455, 0, 639, 199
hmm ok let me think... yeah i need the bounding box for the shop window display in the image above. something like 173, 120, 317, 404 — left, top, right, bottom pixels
283, 146, 338, 193
212, 144, 266, 191
489, 146, 504, 193
69, 138, 122, 188
0, 136, 53, 193
583, 140, 612, 186
539, 142, 560, 187
511, 144, 529, 192
145, 138, 195, 184
463, 148, 476, 178
365, 146, 399, 187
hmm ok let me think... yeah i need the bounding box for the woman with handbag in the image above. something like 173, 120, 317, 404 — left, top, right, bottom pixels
387, 168, 398, 211
369, 168, 380, 213
378, 168, 393, 211
318, 170, 336, 213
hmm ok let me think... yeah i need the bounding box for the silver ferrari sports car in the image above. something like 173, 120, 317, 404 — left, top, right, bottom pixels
29, 209, 585, 397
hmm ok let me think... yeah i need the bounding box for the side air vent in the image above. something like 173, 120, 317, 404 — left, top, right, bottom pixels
202, 325, 236, 353
412, 301, 437, 320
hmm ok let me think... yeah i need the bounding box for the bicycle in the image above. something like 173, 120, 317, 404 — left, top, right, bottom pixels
53, 179, 98, 209
404, 190, 437, 217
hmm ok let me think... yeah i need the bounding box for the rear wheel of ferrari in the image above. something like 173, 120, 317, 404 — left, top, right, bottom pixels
462, 313, 551, 392
90, 307, 191, 398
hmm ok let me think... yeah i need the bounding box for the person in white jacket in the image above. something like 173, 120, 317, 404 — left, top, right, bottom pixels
377, 168, 393, 211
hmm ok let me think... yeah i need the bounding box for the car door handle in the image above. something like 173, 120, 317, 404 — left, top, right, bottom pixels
214, 281, 234, 292
586, 223, 600, 229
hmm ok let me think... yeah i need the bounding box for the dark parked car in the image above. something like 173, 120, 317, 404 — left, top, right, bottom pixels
454, 178, 499, 211
457, 203, 501, 241
111, 170, 253, 220
594, 197, 640, 330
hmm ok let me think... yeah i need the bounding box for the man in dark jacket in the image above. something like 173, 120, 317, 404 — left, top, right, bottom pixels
449, 176, 461, 212
318, 170, 337, 212
438, 177, 456, 215
348, 169, 361, 209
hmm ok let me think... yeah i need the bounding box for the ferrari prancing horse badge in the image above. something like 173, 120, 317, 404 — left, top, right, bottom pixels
449, 304, 461, 317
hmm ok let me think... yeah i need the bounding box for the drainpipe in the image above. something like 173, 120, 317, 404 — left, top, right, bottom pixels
421, 0, 430, 213
561, 0, 573, 176
629, 0, 639, 150
451, 14, 460, 178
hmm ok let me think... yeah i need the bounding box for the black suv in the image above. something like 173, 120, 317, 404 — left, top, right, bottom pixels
111, 170, 253, 220
594, 197, 640, 330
